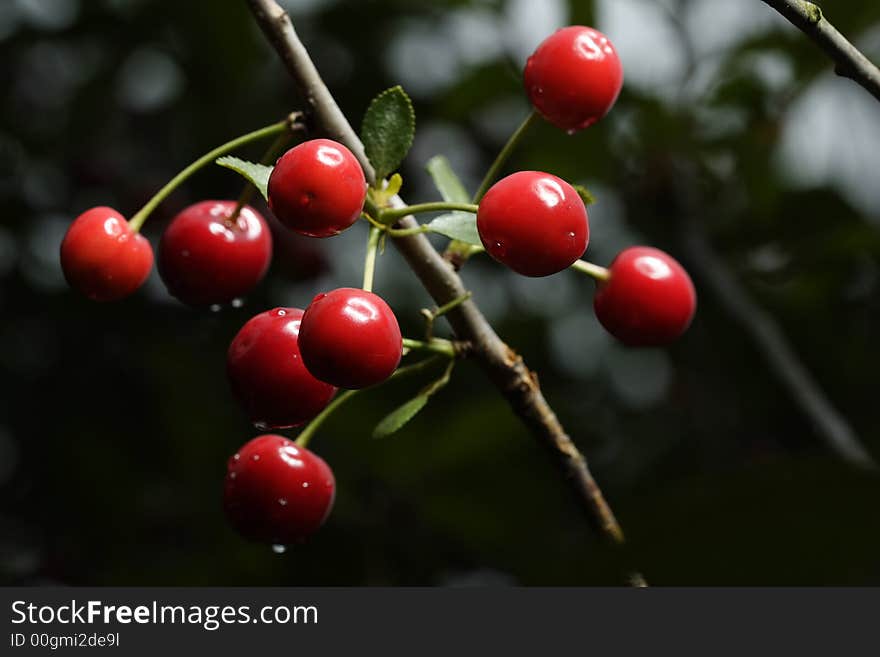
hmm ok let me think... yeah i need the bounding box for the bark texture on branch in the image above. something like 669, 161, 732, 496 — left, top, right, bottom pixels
245, 0, 632, 558
762, 0, 880, 102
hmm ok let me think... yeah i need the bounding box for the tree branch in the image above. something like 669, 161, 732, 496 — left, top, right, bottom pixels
664, 4, 876, 470
761, 0, 880, 102
245, 0, 636, 573
681, 223, 877, 470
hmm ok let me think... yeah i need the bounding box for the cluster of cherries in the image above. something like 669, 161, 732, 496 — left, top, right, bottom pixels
59, 26, 696, 547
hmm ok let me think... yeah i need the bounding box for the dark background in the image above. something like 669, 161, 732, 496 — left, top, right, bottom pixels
2, 0, 880, 586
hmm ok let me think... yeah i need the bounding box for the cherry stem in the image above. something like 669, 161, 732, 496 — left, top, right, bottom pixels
472, 110, 539, 203
294, 355, 445, 449
402, 337, 456, 358
362, 225, 382, 292
127, 119, 289, 233
378, 201, 478, 224
571, 259, 611, 282
440, 111, 537, 267
227, 130, 295, 225
294, 389, 358, 449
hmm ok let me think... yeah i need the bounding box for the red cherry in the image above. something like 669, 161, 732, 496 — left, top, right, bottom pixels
223, 434, 335, 544
593, 246, 696, 346
477, 171, 589, 277
227, 308, 336, 429
299, 288, 402, 389
158, 200, 272, 306
60, 207, 153, 302
524, 26, 623, 132
267, 139, 367, 238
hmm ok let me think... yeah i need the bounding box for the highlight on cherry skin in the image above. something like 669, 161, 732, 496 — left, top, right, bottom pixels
524, 25, 624, 133
267, 138, 367, 238
60, 206, 154, 302
223, 434, 336, 545
477, 171, 589, 277
227, 307, 337, 430
299, 288, 403, 389
158, 200, 272, 306
593, 246, 697, 347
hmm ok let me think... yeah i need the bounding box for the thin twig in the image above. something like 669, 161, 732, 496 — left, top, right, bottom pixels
245, 0, 639, 579
761, 0, 880, 102
681, 221, 876, 470
664, 5, 876, 470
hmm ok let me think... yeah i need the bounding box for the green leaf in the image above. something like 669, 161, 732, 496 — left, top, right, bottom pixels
384, 173, 403, 198
367, 173, 404, 207
572, 183, 597, 206
373, 394, 429, 438
361, 85, 415, 181
372, 359, 455, 439
427, 212, 481, 245
372, 395, 429, 439
216, 156, 273, 201
426, 156, 470, 204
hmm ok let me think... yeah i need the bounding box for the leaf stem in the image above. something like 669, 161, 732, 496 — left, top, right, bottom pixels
472, 110, 539, 203
378, 202, 478, 224
362, 225, 382, 292
128, 119, 289, 233
571, 259, 611, 282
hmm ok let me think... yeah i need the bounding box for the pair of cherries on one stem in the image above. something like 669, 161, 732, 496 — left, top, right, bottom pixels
223, 291, 402, 546
227, 291, 403, 431
59, 198, 275, 305
477, 171, 695, 347
59, 201, 271, 304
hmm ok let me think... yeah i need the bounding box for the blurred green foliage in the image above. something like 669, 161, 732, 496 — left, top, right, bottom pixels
1, 0, 880, 585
